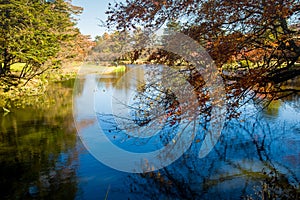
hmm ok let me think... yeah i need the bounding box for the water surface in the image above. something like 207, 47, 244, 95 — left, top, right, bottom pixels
1, 67, 299, 199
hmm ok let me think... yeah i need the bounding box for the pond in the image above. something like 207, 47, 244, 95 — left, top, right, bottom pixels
1, 65, 299, 199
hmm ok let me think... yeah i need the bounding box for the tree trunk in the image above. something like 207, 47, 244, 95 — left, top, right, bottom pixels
0, 66, 3, 75
3, 48, 10, 75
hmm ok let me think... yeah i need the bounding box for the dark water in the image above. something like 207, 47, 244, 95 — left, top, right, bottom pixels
1, 67, 299, 199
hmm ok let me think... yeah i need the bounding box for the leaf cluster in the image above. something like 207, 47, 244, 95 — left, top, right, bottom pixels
0, 0, 83, 82
105, 0, 300, 102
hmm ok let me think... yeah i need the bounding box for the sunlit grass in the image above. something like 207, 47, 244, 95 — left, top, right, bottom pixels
10, 63, 26, 72
79, 64, 127, 74
222, 60, 300, 71
113, 65, 126, 72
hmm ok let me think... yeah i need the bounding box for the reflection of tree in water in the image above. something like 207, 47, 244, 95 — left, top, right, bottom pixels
0, 80, 78, 199
93, 66, 300, 199
130, 82, 181, 127
279, 78, 300, 111
259, 78, 300, 117
95, 66, 299, 198
99, 66, 209, 151
123, 116, 300, 199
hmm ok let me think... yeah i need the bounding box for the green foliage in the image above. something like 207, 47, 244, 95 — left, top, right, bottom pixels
10, 62, 26, 72
0, 69, 77, 109
0, 80, 78, 199
0, 0, 82, 79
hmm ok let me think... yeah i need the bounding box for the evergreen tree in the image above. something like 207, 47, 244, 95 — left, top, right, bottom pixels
0, 0, 82, 79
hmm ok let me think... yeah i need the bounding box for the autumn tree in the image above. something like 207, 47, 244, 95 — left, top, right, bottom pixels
103, 3, 300, 198
89, 31, 127, 64
59, 28, 95, 64
90, 29, 154, 64
106, 0, 300, 101
125, 27, 156, 63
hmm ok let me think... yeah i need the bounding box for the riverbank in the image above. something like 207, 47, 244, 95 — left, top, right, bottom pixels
0, 63, 126, 110
0, 71, 75, 110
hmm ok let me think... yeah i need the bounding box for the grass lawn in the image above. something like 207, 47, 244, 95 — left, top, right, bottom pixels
10, 63, 26, 72
76, 64, 127, 75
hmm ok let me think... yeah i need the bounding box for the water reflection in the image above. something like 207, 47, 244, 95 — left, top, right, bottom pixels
0, 81, 78, 199
74, 66, 300, 199
124, 114, 299, 199
1, 66, 299, 199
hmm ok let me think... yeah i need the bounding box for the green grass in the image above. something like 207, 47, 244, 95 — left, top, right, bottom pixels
77, 64, 127, 75
112, 65, 126, 72
222, 60, 300, 71
10, 63, 26, 72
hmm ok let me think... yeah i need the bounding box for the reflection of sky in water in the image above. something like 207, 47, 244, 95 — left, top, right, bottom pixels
92, 70, 192, 153
74, 70, 300, 199
278, 103, 300, 121
74, 75, 98, 120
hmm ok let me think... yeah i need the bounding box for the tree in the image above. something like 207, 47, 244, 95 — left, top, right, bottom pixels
0, 0, 82, 80
103, 2, 300, 198
58, 28, 95, 64
89, 31, 127, 64
106, 0, 300, 101
125, 27, 156, 63
89, 30, 154, 64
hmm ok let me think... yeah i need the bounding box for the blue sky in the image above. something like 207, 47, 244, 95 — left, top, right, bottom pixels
72, 0, 165, 39
72, 0, 112, 39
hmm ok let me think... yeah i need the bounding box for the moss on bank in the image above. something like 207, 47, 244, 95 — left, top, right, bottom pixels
0, 69, 77, 109
0, 63, 127, 110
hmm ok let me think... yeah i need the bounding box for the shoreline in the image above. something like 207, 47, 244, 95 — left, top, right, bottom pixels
0, 63, 127, 109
